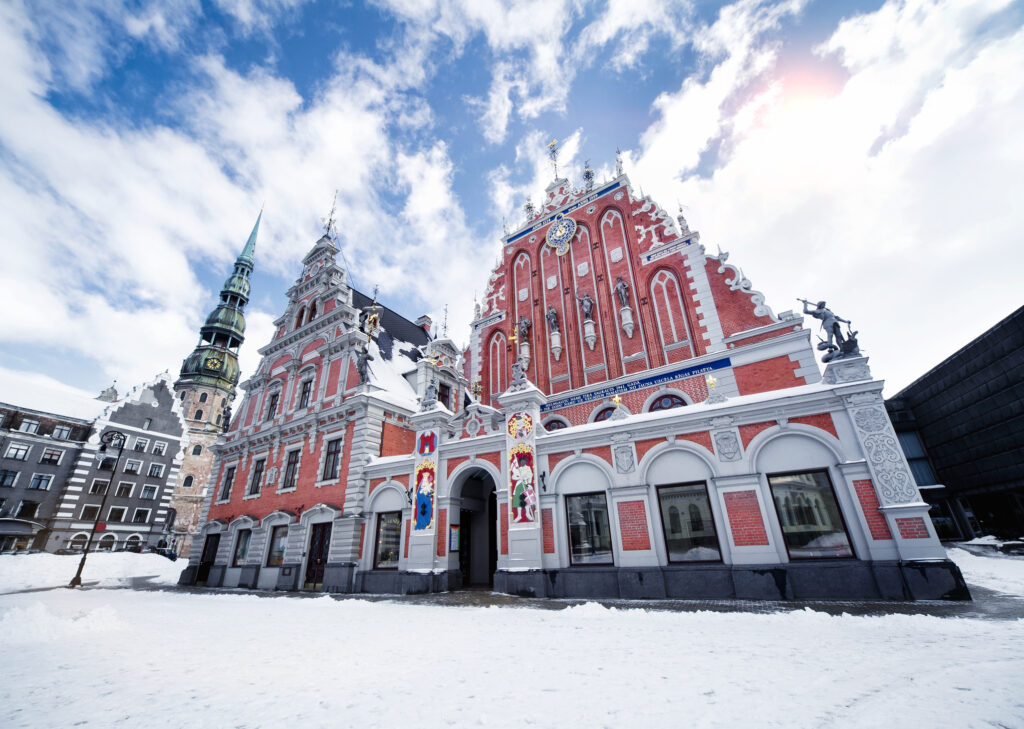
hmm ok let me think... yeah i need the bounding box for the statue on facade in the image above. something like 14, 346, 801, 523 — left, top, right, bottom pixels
221, 404, 232, 433
613, 277, 630, 308
518, 316, 531, 339
800, 298, 860, 362
575, 290, 596, 321
545, 305, 559, 332
421, 376, 439, 410
510, 356, 527, 387
356, 344, 374, 383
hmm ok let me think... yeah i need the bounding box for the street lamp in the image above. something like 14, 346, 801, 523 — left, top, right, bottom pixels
68, 429, 127, 588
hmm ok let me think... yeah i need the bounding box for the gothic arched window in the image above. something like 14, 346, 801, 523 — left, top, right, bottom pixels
294, 306, 306, 329
306, 302, 317, 323
649, 394, 686, 412
593, 407, 616, 422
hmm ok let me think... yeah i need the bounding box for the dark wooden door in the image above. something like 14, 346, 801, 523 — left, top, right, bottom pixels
304, 522, 332, 588
196, 534, 220, 585
458, 510, 472, 584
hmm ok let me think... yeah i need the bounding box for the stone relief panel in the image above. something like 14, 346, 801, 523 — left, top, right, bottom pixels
713, 431, 741, 462
614, 445, 635, 474
851, 405, 917, 504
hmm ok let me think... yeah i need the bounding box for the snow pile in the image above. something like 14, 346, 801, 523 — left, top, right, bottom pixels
946, 547, 1024, 596
0, 552, 182, 593
0, 590, 1022, 728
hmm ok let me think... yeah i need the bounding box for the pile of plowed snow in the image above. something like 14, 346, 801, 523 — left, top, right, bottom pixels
0, 552, 182, 592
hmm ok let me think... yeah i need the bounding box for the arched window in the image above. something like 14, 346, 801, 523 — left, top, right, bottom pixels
650, 269, 693, 357
191, 444, 202, 456
689, 504, 704, 532
199, 393, 208, 403
543, 419, 568, 432
70, 534, 88, 550
179, 391, 186, 400
488, 333, 507, 397
125, 535, 142, 552
183, 475, 194, 489
649, 394, 686, 412
98, 534, 116, 551
669, 506, 681, 534
306, 302, 317, 323
216, 415, 222, 425
194, 410, 203, 421
593, 407, 616, 422
294, 306, 306, 329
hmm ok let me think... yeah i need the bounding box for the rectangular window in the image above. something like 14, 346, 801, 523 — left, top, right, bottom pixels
565, 492, 614, 566
281, 450, 300, 491
656, 482, 721, 562
143, 418, 152, 430
132, 509, 150, 524
40, 448, 63, 465
232, 529, 252, 567
153, 442, 166, 456
298, 381, 313, 409
148, 463, 164, 478
265, 393, 279, 421
123, 459, 141, 474
19, 420, 39, 434
767, 470, 854, 560
53, 425, 72, 440
134, 438, 150, 452
16, 501, 39, 519
219, 466, 236, 501
90, 480, 109, 495
140, 485, 157, 499
438, 382, 451, 409
322, 439, 342, 480
5, 443, 29, 461
29, 473, 53, 491
116, 482, 133, 498
248, 459, 266, 496
266, 524, 288, 566
108, 506, 126, 523
82, 505, 100, 521
0, 470, 17, 487
373, 511, 402, 569
98, 456, 116, 471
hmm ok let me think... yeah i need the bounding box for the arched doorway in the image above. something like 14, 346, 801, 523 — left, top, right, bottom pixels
451, 467, 497, 588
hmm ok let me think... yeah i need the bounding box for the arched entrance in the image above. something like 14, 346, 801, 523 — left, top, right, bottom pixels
451, 467, 497, 589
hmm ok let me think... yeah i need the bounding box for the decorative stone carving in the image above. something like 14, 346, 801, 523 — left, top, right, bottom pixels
853, 406, 888, 433
713, 431, 741, 462
614, 445, 635, 474
619, 306, 635, 338
823, 356, 872, 384
850, 405, 918, 504
582, 319, 597, 351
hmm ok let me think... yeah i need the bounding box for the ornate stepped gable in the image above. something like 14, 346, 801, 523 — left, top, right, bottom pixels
467, 171, 807, 428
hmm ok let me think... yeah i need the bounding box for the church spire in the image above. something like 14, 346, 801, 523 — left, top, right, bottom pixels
237, 208, 261, 267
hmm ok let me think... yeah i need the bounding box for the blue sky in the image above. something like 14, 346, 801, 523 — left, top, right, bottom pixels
1, 0, 1022, 402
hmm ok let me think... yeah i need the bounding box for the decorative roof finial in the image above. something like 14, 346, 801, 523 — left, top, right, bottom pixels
524, 197, 536, 221
321, 189, 339, 243
677, 202, 690, 234
442, 304, 449, 338
547, 139, 559, 179
502, 217, 510, 237
582, 159, 595, 191
615, 148, 624, 176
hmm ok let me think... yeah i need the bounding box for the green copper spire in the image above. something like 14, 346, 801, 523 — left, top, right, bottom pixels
237, 208, 260, 267
176, 211, 260, 393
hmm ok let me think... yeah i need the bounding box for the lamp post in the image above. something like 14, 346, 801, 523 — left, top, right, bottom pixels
68, 429, 127, 588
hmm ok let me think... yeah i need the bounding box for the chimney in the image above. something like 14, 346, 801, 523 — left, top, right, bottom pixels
415, 315, 432, 333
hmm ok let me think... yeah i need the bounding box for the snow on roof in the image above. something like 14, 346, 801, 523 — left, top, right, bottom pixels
0, 366, 110, 422
364, 337, 419, 410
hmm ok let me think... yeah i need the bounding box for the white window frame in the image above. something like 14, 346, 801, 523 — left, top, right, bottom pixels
133, 437, 150, 453
148, 463, 165, 478
52, 425, 72, 440
107, 506, 127, 523
217, 461, 240, 504
153, 441, 167, 456
15, 499, 40, 519
278, 447, 302, 493
81, 504, 100, 521
0, 469, 20, 488
89, 478, 109, 495
115, 481, 135, 498
28, 473, 53, 491
19, 420, 39, 434
245, 456, 268, 499
140, 484, 158, 500
39, 447, 65, 465
123, 459, 142, 474
132, 508, 151, 524
5, 443, 30, 461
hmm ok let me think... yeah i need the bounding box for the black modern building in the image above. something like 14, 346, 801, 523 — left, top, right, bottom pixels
886, 305, 1024, 539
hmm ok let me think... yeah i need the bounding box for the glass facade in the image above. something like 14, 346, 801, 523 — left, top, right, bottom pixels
767, 470, 853, 559
656, 482, 721, 562
373, 511, 402, 569
566, 492, 613, 565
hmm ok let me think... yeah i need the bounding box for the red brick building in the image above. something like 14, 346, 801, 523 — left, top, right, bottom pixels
181, 169, 967, 600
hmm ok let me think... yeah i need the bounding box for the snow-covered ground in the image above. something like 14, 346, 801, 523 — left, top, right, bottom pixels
0, 552, 182, 592
0, 550, 1022, 728
947, 546, 1024, 596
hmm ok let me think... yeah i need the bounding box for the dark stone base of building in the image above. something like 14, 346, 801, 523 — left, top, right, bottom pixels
184, 560, 969, 601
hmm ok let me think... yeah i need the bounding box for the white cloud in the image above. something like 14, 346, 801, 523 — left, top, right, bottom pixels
628, 0, 1024, 393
